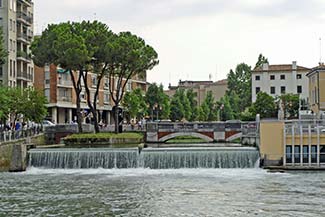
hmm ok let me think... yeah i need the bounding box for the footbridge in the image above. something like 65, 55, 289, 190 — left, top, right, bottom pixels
146, 121, 257, 143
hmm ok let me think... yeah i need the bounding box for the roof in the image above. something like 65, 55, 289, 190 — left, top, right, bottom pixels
306, 64, 325, 77
253, 64, 310, 73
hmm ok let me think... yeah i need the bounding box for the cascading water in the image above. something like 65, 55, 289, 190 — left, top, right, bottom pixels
28, 147, 260, 169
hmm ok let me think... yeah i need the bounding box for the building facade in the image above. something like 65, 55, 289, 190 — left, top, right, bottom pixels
0, 0, 34, 88
306, 64, 325, 118
252, 61, 310, 102
165, 79, 228, 105
34, 65, 147, 124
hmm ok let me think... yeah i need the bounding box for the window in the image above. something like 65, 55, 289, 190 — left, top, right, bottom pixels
296, 74, 302, 79
270, 75, 275, 80
9, 0, 12, 10
320, 146, 325, 163
0, 0, 2, 7
297, 86, 302, 94
270, 86, 275, 94
13, 60, 15, 77
9, 60, 12, 76
294, 145, 300, 164
255, 87, 260, 94
92, 75, 97, 87
281, 86, 286, 94
311, 145, 317, 163
0, 66, 2, 77
280, 74, 285, 80
104, 93, 110, 103
44, 89, 50, 102
303, 146, 309, 163
9, 19, 12, 31
255, 75, 260, 81
286, 145, 292, 164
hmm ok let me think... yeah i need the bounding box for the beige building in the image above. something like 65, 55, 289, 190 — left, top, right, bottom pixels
0, 0, 34, 88
306, 64, 325, 118
165, 79, 228, 105
260, 120, 325, 167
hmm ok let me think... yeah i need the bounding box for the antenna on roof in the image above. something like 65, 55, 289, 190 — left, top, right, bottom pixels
209, 73, 212, 81
319, 37, 323, 65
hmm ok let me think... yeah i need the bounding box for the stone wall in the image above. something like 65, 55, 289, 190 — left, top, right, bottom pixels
0, 143, 27, 172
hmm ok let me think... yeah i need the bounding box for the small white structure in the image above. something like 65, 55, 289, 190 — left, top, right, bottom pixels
252, 61, 310, 102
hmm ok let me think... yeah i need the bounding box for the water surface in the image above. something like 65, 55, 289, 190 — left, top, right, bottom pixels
1, 168, 324, 216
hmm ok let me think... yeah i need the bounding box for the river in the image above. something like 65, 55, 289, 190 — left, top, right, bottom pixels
1, 168, 325, 216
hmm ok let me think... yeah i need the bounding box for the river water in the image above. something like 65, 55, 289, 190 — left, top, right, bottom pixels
1, 168, 325, 216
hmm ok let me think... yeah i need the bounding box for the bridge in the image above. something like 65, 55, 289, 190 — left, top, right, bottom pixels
146, 121, 258, 143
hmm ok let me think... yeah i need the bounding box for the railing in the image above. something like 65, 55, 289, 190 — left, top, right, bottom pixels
57, 79, 72, 86
17, 11, 33, 24
147, 121, 254, 133
0, 127, 43, 144
17, 32, 31, 42
57, 96, 72, 102
17, 51, 31, 61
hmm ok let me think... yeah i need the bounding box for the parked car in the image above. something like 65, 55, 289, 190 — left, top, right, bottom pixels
42, 120, 55, 127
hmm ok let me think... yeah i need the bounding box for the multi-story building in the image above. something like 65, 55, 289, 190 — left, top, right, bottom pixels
34, 65, 147, 124
252, 61, 310, 102
0, 0, 34, 88
165, 79, 228, 105
306, 63, 325, 118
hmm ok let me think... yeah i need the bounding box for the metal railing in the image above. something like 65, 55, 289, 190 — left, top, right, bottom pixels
0, 127, 43, 144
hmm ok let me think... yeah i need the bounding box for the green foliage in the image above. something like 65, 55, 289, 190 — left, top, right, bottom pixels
255, 54, 268, 69
227, 63, 252, 112
202, 91, 218, 121
0, 87, 47, 124
186, 89, 198, 121
280, 93, 299, 119
217, 95, 234, 121
250, 92, 277, 119
170, 93, 184, 121
122, 88, 147, 120
0, 27, 8, 65
146, 83, 170, 120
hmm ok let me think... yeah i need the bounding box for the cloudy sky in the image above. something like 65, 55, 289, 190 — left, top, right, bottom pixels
33, 0, 325, 88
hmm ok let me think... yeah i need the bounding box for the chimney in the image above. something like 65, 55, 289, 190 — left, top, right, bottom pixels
262, 63, 269, 71
292, 61, 297, 70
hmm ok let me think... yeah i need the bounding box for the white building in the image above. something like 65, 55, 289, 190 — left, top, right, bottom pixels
0, 0, 34, 88
252, 61, 310, 102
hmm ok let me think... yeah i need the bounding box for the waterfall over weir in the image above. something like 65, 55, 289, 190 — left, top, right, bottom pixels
28, 147, 260, 169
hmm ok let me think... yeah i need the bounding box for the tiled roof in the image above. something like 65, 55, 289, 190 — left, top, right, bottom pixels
253, 64, 310, 72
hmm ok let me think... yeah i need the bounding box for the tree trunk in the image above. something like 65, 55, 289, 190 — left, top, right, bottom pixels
76, 96, 83, 133
114, 104, 119, 133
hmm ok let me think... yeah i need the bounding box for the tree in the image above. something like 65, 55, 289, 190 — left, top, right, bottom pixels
22, 87, 48, 124
75, 21, 114, 133
198, 91, 217, 121
170, 96, 184, 122
186, 89, 198, 121
250, 92, 277, 119
106, 32, 159, 132
227, 63, 252, 113
280, 94, 299, 119
217, 95, 234, 121
122, 88, 147, 121
145, 83, 170, 120
0, 27, 8, 65
31, 22, 91, 133
255, 53, 268, 69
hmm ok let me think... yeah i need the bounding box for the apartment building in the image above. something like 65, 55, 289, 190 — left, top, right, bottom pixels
165, 79, 228, 105
34, 65, 147, 124
0, 0, 34, 88
252, 61, 310, 102
306, 64, 325, 117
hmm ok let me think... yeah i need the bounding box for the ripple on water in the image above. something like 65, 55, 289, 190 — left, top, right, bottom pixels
0, 169, 325, 216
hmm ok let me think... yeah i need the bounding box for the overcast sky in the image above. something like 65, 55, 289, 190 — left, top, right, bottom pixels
33, 0, 325, 88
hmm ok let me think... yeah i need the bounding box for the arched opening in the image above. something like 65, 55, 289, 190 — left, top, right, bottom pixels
159, 132, 213, 143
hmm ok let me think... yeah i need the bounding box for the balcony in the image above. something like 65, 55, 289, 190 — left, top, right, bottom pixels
17, 70, 32, 81
57, 78, 73, 87
57, 96, 72, 103
17, 32, 31, 44
17, 11, 33, 26
320, 102, 325, 109
17, 51, 32, 63
17, 0, 33, 7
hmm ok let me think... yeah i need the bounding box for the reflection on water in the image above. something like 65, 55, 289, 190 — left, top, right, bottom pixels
1, 168, 325, 216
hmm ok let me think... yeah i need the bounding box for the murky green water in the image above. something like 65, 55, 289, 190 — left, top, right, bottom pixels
0, 168, 325, 216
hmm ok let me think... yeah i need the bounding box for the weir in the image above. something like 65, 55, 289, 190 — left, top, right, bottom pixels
28, 147, 259, 169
